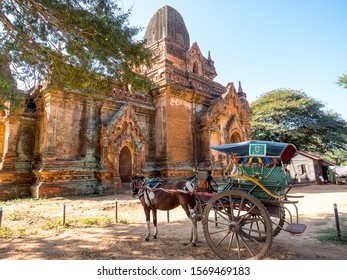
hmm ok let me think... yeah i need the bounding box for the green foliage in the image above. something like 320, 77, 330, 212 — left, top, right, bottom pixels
0, 0, 153, 102
250, 89, 347, 156
323, 149, 347, 166
78, 217, 112, 227
0, 56, 25, 111
317, 224, 347, 245
41, 217, 63, 232
117, 217, 130, 224
0, 225, 34, 239
42, 216, 112, 231
0, 226, 14, 239
8, 210, 41, 221
16, 227, 26, 238
337, 73, 347, 89
8, 210, 28, 221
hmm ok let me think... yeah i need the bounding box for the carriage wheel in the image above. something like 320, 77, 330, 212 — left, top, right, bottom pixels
272, 206, 285, 237
242, 204, 285, 242
202, 189, 273, 260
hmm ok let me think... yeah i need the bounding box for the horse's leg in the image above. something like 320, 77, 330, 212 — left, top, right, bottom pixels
152, 208, 158, 239
183, 203, 198, 247
144, 207, 151, 241
189, 218, 198, 247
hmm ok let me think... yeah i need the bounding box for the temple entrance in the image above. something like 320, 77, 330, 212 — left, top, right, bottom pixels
230, 132, 242, 143
119, 146, 132, 183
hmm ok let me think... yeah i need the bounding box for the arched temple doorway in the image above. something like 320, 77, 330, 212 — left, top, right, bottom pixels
230, 132, 242, 143
119, 146, 132, 183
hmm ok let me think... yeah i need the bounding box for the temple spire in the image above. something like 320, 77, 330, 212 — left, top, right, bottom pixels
237, 81, 247, 98
238, 81, 243, 93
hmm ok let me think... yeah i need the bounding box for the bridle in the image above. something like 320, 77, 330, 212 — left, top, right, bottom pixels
130, 175, 146, 198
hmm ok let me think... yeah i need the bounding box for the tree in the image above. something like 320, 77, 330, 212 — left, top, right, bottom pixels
325, 149, 347, 166
0, 0, 152, 103
337, 73, 347, 89
250, 89, 347, 158
0, 55, 24, 111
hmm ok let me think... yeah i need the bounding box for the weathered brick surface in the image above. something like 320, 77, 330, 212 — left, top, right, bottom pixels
0, 6, 251, 199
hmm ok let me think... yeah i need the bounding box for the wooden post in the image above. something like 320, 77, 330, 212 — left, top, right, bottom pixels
115, 200, 118, 223
334, 203, 341, 241
62, 204, 66, 226
0, 207, 3, 228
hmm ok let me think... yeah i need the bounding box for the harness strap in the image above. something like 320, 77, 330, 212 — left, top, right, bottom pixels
143, 187, 194, 194
143, 189, 155, 208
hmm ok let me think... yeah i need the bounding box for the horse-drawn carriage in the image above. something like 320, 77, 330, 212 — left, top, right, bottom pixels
131, 140, 307, 260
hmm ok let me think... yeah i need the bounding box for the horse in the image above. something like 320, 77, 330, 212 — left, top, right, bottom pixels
130, 175, 201, 246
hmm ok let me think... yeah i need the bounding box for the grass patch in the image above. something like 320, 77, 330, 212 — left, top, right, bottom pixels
0, 226, 14, 239
16, 227, 26, 238
41, 218, 64, 233
78, 217, 112, 228
117, 217, 130, 224
317, 226, 347, 245
313, 220, 328, 227
63, 217, 113, 228
9, 210, 41, 221
0, 226, 39, 239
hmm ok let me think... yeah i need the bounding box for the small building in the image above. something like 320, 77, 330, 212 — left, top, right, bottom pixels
328, 166, 347, 184
287, 150, 334, 184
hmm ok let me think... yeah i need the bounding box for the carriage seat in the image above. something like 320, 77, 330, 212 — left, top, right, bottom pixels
239, 165, 291, 187
218, 165, 292, 200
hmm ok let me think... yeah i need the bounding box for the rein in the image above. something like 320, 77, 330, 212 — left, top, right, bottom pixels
141, 187, 194, 194
131, 179, 215, 201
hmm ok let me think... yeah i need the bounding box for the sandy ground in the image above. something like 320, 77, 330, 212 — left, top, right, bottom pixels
0, 183, 346, 260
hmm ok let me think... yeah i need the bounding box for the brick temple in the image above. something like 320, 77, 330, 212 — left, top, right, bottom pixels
0, 6, 251, 199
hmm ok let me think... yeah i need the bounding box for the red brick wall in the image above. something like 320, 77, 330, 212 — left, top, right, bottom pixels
166, 95, 193, 163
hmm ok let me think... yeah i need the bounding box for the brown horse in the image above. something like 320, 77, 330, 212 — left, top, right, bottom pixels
130, 175, 201, 246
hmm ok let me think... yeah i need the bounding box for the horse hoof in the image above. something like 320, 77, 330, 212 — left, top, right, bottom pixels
191, 243, 197, 247
145, 237, 149, 241
153, 236, 157, 239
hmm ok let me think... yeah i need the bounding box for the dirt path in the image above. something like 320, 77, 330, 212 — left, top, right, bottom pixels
0, 184, 346, 260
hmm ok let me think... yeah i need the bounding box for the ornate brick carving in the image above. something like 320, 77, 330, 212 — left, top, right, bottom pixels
0, 5, 251, 199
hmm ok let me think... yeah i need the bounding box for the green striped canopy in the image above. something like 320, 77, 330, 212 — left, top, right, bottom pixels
210, 140, 297, 162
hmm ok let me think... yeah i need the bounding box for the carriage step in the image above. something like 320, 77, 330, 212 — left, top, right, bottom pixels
284, 223, 307, 234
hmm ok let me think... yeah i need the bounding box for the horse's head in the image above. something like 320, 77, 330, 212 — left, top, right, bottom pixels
130, 175, 146, 197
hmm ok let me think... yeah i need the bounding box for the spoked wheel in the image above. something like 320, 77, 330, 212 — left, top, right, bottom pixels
244, 204, 285, 242
202, 190, 273, 260
272, 205, 285, 237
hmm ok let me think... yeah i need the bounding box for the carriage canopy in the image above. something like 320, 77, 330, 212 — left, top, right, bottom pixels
210, 140, 297, 163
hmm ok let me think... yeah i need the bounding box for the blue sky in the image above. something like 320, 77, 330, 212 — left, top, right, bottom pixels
120, 0, 347, 120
